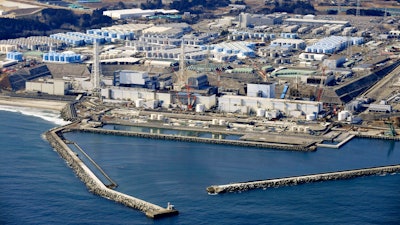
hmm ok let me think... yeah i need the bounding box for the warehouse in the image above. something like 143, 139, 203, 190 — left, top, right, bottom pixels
26, 79, 71, 95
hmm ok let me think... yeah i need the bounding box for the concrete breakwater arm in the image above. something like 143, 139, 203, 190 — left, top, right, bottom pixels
70, 126, 314, 151
44, 125, 178, 219
207, 165, 400, 194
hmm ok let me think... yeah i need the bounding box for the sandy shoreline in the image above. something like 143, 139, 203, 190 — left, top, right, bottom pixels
0, 96, 68, 111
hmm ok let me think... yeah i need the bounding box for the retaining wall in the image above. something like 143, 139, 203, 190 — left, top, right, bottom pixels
207, 165, 400, 194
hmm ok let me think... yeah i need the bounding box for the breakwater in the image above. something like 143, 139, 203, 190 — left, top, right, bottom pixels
206, 164, 400, 194
44, 124, 178, 219
69, 126, 315, 152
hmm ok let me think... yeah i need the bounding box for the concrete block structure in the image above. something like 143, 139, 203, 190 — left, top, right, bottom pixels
238, 12, 283, 28
247, 83, 276, 98
26, 79, 70, 95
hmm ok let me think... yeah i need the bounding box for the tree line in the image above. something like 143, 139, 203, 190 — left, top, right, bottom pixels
0, 8, 113, 40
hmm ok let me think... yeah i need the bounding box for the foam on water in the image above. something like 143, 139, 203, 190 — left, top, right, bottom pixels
0, 105, 70, 126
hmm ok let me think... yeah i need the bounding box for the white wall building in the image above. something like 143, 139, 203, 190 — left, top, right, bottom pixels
247, 83, 275, 98
25, 79, 70, 95
218, 95, 321, 117
103, 8, 179, 19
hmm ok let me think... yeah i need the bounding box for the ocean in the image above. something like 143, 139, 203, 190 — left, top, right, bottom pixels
0, 106, 399, 225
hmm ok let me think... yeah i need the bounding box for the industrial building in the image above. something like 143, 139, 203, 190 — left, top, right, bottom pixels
113, 70, 152, 88
322, 55, 347, 69
247, 83, 276, 98
238, 12, 284, 28
42, 51, 82, 63
25, 79, 71, 95
217, 95, 322, 117
100, 86, 217, 110
103, 8, 179, 20
299, 53, 327, 61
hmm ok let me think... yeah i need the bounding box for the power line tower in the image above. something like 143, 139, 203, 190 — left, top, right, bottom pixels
91, 40, 101, 97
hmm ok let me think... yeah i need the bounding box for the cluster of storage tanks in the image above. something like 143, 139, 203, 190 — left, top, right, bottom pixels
42, 51, 82, 63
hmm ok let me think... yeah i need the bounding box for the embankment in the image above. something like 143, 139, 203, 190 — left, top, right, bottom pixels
207, 165, 400, 194
44, 124, 178, 219
68, 126, 315, 151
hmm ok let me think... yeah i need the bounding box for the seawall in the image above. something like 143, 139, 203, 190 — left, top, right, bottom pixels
68, 126, 315, 152
44, 124, 178, 219
207, 165, 400, 194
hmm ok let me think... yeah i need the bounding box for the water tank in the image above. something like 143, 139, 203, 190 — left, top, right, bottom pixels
219, 119, 226, 126
291, 126, 298, 132
150, 114, 157, 120
135, 99, 144, 107
195, 104, 205, 113
306, 114, 316, 121
256, 108, 266, 117
157, 114, 164, 121
338, 110, 349, 121
304, 127, 310, 133
212, 118, 219, 125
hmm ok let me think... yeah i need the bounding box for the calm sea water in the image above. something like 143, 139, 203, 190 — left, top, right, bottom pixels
1, 106, 399, 225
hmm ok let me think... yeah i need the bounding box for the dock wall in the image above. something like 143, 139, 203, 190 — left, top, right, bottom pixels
68, 127, 314, 152
207, 165, 400, 194
44, 125, 178, 219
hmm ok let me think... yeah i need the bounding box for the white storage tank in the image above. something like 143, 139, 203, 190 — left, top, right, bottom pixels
219, 119, 226, 126
157, 114, 164, 121
304, 126, 310, 133
306, 114, 316, 121
212, 118, 219, 125
291, 126, 298, 132
195, 104, 205, 113
256, 108, 266, 117
338, 110, 349, 121
135, 99, 144, 107
150, 114, 157, 120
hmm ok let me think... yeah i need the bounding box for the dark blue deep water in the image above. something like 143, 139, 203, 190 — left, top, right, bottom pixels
1, 107, 400, 224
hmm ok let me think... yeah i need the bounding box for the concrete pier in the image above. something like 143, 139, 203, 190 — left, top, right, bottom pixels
69, 126, 315, 152
44, 124, 178, 219
206, 165, 400, 194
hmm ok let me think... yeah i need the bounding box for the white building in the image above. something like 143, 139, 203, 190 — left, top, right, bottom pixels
103, 8, 179, 19
247, 83, 275, 98
299, 53, 327, 61
25, 79, 71, 95
218, 95, 321, 117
